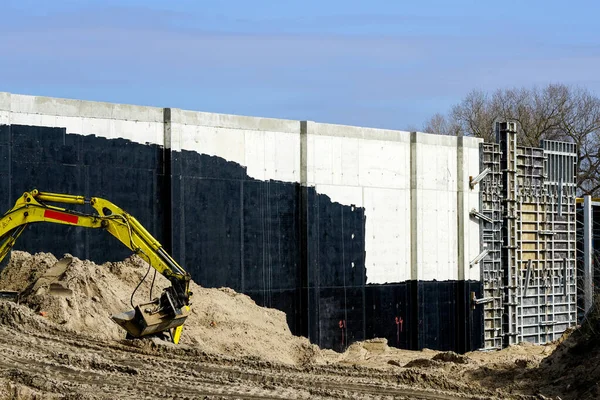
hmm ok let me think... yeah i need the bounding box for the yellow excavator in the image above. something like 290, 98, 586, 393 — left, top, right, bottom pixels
0, 189, 192, 344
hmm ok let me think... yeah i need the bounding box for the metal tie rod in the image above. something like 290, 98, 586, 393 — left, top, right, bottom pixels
469, 168, 491, 189
469, 209, 493, 223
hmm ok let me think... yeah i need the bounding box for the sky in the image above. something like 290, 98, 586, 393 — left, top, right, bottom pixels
1, 0, 600, 131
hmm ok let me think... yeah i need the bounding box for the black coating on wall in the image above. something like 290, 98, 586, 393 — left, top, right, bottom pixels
576, 204, 600, 324
0, 123, 484, 353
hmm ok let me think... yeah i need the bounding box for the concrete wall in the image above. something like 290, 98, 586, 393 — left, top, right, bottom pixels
0, 92, 484, 352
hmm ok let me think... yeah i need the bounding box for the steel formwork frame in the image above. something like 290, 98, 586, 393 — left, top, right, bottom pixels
479, 142, 504, 349
479, 122, 578, 349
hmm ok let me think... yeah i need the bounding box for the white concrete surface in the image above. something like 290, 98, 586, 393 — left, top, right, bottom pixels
6, 93, 165, 147
463, 139, 482, 281
169, 107, 301, 183
363, 187, 411, 283
414, 133, 460, 281
0, 91, 483, 286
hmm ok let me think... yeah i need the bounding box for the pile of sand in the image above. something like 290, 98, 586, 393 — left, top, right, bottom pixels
0, 251, 320, 366
530, 300, 600, 400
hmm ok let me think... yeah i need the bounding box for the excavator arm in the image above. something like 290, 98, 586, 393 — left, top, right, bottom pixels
0, 190, 192, 344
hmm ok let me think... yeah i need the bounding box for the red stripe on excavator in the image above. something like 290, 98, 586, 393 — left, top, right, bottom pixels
43, 210, 79, 224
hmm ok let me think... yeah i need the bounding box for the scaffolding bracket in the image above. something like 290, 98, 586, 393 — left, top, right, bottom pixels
469, 209, 493, 223
470, 249, 489, 267
470, 293, 494, 305
469, 168, 491, 189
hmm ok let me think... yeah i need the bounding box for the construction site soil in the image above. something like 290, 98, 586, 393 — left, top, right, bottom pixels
0, 251, 595, 399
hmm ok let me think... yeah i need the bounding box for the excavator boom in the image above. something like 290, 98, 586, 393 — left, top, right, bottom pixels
0, 190, 192, 343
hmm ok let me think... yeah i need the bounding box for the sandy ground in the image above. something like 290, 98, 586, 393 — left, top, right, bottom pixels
0, 251, 592, 399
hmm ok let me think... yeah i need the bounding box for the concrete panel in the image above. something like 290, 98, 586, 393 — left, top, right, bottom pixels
0, 111, 10, 125
416, 144, 457, 191
111, 103, 163, 123
305, 135, 363, 206
177, 124, 246, 170
463, 142, 482, 281
55, 116, 84, 135
172, 108, 299, 133
82, 117, 112, 139
311, 135, 335, 185
244, 129, 265, 181
0, 93, 10, 112
308, 135, 361, 187
8, 93, 163, 122
364, 187, 410, 283
264, 130, 300, 183
317, 184, 363, 208
340, 138, 360, 186
10, 112, 43, 127
245, 130, 300, 183
358, 139, 409, 189
12, 112, 165, 147
466, 191, 481, 281
418, 189, 458, 281
308, 120, 411, 142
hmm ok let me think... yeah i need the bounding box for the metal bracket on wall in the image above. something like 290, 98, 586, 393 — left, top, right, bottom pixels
469, 209, 493, 223
523, 259, 533, 295
472, 298, 494, 305
470, 292, 494, 309
469, 168, 491, 189
470, 249, 489, 267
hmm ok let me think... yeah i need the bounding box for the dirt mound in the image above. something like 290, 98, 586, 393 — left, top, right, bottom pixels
179, 285, 321, 366
531, 299, 600, 399
0, 251, 320, 366
403, 358, 441, 368
432, 351, 471, 364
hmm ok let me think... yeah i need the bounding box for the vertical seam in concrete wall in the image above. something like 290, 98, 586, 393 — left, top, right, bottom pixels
457, 136, 465, 281
163, 108, 174, 254
299, 121, 309, 338
300, 121, 308, 186
456, 135, 466, 352
410, 132, 418, 281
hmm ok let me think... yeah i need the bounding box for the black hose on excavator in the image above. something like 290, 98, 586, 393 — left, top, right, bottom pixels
130, 261, 152, 309
149, 269, 157, 301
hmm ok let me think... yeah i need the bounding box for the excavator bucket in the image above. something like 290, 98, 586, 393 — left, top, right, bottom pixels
47, 282, 73, 297
34, 257, 74, 297
111, 301, 189, 339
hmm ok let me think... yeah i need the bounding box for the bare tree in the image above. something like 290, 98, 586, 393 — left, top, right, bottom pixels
423, 83, 600, 196
422, 113, 462, 136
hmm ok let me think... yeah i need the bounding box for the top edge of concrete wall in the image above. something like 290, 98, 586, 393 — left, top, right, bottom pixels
1, 92, 165, 123
170, 108, 300, 134
0, 91, 484, 145
303, 120, 412, 142
413, 131, 483, 147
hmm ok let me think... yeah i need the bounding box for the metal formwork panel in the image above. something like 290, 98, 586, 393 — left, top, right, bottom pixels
515, 144, 550, 345
530, 140, 578, 343
513, 140, 577, 345
479, 142, 504, 350
496, 122, 520, 346
478, 124, 578, 349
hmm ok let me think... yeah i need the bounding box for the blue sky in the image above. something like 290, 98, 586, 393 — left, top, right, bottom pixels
1, 0, 599, 130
